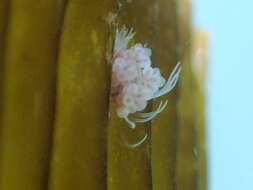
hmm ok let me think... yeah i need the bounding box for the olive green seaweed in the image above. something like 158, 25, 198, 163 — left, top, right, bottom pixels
0, 0, 9, 180
176, 0, 199, 189
48, 1, 116, 190
0, 1, 207, 190
150, 0, 180, 189
0, 0, 66, 190
0, 0, 9, 136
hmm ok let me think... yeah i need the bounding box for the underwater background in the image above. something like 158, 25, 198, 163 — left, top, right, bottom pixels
194, 0, 253, 189
1, 0, 251, 190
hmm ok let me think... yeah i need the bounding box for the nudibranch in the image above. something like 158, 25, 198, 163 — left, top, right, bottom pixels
111, 26, 181, 129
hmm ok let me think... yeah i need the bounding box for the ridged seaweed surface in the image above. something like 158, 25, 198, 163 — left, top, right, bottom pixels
176, 0, 198, 190
0, 0, 9, 140
47, 1, 115, 190
151, 0, 179, 190
0, 0, 66, 190
0, 1, 207, 190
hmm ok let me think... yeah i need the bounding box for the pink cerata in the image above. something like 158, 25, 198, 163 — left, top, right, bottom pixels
111, 26, 182, 129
